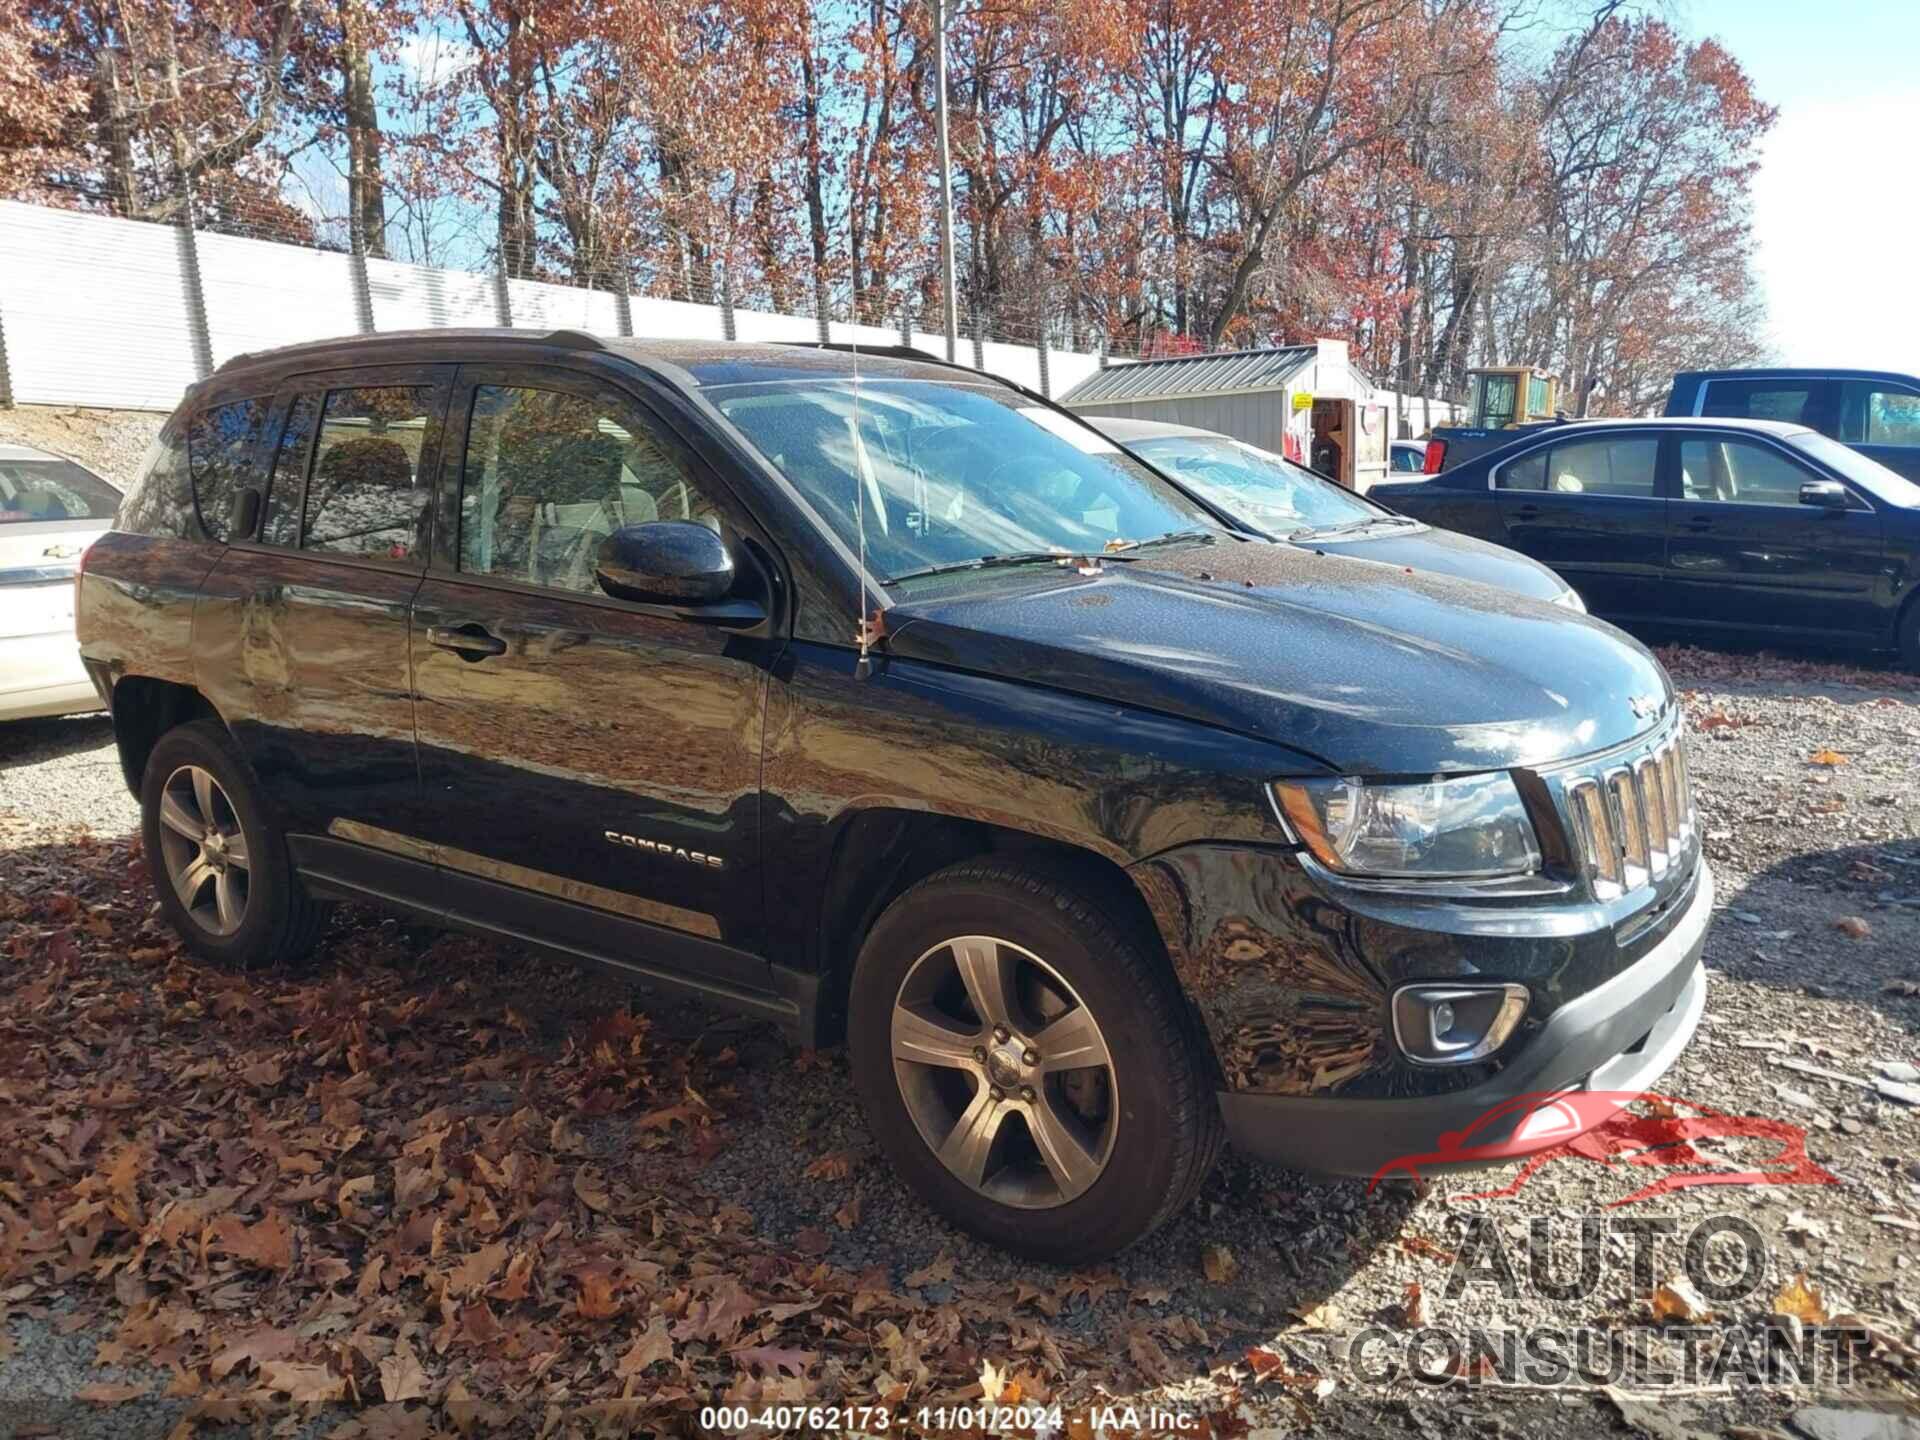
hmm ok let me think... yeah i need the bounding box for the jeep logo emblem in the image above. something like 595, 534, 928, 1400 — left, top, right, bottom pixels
604, 830, 725, 869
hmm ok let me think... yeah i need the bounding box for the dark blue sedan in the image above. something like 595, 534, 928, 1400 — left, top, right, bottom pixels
1095, 417, 1585, 610
1370, 416, 1920, 665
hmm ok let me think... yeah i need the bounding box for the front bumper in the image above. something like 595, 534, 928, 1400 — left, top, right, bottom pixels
1215, 860, 1712, 1175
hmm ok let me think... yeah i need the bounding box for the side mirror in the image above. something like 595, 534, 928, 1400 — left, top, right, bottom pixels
1799, 480, 1849, 511
595, 521, 736, 605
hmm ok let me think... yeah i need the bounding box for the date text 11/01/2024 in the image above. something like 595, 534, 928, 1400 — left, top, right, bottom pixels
697, 1403, 1203, 1433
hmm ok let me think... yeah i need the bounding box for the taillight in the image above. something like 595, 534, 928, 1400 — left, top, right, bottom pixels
1423, 440, 1446, 474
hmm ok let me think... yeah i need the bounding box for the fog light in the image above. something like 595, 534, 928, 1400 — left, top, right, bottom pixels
1391, 983, 1529, 1066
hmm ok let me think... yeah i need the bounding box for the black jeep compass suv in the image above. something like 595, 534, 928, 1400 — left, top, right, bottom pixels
77, 330, 1711, 1261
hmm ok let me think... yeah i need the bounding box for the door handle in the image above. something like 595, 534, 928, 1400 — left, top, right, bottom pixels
1685, 517, 1713, 531
426, 623, 507, 659
1511, 504, 1541, 521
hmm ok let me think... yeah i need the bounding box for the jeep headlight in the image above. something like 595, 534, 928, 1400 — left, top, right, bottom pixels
1272, 772, 1541, 880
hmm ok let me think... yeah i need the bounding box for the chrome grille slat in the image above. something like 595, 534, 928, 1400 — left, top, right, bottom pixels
1562, 725, 1694, 898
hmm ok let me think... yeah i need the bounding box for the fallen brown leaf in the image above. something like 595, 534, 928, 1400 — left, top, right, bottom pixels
1836, 916, 1872, 939
1200, 1243, 1236, 1284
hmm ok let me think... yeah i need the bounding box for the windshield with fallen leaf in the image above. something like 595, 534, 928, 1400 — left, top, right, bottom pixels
709, 379, 1221, 583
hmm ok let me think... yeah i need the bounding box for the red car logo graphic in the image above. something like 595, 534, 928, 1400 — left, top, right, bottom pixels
1369, 1090, 1840, 1205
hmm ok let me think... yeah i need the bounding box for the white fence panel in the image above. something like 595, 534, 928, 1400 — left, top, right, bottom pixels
980, 340, 1042, 394
199, 231, 359, 366
506, 277, 620, 333
732, 309, 817, 344
0, 200, 200, 409
1049, 350, 1102, 400
367, 258, 498, 331
630, 295, 726, 342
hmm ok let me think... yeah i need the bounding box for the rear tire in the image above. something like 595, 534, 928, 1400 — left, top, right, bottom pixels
847, 858, 1221, 1263
140, 719, 329, 971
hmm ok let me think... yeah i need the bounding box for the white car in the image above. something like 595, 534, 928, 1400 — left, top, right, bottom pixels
1, 442, 121, 720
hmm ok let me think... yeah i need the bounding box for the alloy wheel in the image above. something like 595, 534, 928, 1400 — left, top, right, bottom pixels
891, 935, 1117, 1209
155, 765, 252, 937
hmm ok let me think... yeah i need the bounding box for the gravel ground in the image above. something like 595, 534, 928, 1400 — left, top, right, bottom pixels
1, 641, 1917, 1437
0, 404, 167, 485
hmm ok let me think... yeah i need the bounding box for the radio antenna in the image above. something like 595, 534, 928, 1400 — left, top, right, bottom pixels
850, 269, 880, 680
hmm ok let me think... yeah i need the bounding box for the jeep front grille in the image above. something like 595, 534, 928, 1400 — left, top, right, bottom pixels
1562, 733, 1692, 897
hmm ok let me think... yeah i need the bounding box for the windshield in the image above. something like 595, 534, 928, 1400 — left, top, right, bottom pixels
0, 457, 120, 525
710, 380, 1220, 581
1131, 435, 1383, 534
1787, 431, 1920, 507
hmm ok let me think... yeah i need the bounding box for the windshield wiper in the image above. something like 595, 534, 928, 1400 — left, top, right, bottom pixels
882, 550, 1073, 584
1104, 528, 1218, 554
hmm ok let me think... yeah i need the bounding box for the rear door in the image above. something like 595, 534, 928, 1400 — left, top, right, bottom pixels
407, 362, 778, 980
1664, 430, 1883, 638
194, 365, 451, 843
1491, 431, 1671, 621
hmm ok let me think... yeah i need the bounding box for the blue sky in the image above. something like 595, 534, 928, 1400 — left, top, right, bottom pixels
1677, 0, 1920, 370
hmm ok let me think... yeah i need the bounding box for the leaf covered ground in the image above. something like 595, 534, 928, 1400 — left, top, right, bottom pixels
2, 639, 1920, 1438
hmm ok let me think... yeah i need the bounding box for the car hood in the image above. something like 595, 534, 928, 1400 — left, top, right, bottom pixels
883, 538, 1671, 775
1307, 523, 1569, 602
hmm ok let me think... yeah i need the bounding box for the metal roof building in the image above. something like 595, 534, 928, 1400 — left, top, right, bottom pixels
1062, 339, 1396, 488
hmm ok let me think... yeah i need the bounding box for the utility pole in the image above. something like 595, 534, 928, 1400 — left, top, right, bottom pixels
933, 0, 959, 363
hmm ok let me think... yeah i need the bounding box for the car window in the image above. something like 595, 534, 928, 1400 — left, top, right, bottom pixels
710, 379, 1217, 583
302, 385, 437, 559
1699, 380, 1814, 425
458, 384, 717, 594
117, 418, 192, 537
1133, 435, 1379, 533
0, 456, 121, 526
1679, 437, 1815, 507
1495, 448, 1548, 490
1837, 381, 1920, 447
1540, 436, 1659, 497
262, 394, 320, 548
187, 397, 269, 541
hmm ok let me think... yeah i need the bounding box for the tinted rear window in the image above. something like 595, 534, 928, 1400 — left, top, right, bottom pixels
188, 398, 270, 541
0, 457, 121, 525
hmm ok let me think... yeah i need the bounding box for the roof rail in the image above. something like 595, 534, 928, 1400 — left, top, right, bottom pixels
214, 325, 611, 375
791, 341, 942, 365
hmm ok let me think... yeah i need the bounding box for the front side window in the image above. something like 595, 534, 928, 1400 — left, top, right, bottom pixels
1838, 381, 1920, 447
0, 455, 121, 526
1680, 437, 1817, 507
1699, 381, 1814, 425
1133, 435, 1378, 535
711, 379, 1217, 583
187, 397, 269, 541
303, 385, 437, 559
458, 384, 715, 593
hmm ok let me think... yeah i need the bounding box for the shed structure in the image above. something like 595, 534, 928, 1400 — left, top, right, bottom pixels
1063, 338, 1427, 492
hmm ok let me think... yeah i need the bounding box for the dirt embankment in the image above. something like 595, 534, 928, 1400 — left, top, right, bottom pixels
0, 403, 167, 485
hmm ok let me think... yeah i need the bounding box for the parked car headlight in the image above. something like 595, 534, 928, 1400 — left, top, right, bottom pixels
1272, 772, 1541, 879
1553, 586, 1586, 612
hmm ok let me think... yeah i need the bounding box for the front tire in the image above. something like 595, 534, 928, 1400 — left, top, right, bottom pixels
847, 859, 1221, 1262
140, 719, 329, 970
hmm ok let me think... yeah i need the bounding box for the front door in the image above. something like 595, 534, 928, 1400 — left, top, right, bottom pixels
1665, 432, 1884, 638
1492, 431, 1670, 622
408, 364, 777, 980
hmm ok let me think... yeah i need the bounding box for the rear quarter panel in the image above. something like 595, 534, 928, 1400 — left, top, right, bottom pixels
1369, 479, 1505, 543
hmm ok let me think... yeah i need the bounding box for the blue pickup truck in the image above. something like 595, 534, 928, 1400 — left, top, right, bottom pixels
1665, 369, 1920, 482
